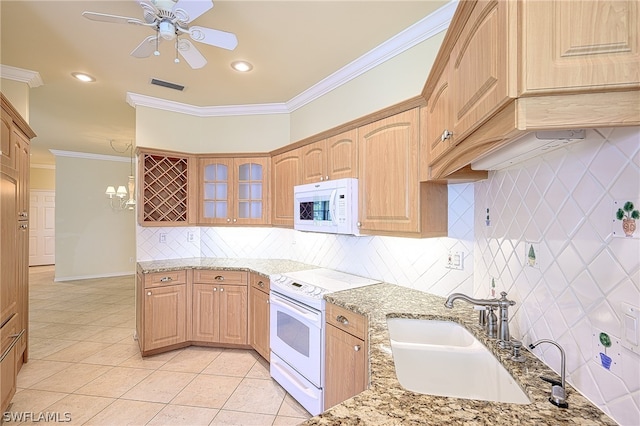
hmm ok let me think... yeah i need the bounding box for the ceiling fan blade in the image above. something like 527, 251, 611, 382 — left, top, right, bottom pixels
136, 1, 160, 24
131, 35, 160, 58
82, 11, 144, 26
188, 26, 237, 50
173, 0, 213, 23
177, 39, 207, 69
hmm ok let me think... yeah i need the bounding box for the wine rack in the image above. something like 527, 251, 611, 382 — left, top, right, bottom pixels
139, 151, 191, 225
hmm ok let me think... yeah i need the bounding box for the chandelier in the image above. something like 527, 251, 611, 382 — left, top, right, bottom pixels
105, 140, 136, 211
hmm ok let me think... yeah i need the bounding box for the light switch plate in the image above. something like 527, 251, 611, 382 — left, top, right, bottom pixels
620, 302, 640, 353
446, 251, 464, 270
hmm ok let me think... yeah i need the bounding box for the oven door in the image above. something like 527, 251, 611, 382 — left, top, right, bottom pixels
270, 292, 323, 387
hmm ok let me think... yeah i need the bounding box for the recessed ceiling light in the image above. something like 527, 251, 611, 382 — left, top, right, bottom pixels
231, 61, 253, 72
72, 72, 95, 82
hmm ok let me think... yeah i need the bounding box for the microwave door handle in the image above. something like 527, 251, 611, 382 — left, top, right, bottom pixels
329, 189, 338, 224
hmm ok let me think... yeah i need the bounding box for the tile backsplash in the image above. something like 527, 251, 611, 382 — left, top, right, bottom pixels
474, 127, 640, 426
137, 126, 639, 425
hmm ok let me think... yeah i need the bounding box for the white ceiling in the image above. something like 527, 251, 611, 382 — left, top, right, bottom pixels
1, 0, 449, 165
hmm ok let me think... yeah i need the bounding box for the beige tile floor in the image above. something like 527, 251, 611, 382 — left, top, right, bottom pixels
7, 266, 311, 425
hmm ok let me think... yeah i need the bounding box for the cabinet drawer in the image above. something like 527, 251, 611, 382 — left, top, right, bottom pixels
1, 313, 20, 356
326, 303, 367, 340
250, 275, 270, 293
194, 270, 247, 285
144, 270, 188, 288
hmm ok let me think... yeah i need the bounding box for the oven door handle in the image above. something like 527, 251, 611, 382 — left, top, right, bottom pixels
270, 294, 320, 324
271, 356, 318, 399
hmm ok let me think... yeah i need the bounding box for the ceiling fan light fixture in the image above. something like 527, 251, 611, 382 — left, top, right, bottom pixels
159, 20, 176, 40
231, 61, 253, 72
72, 72, 95, 82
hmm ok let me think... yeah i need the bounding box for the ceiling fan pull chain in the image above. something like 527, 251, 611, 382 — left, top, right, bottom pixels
175, 37, 180, 63
154, 27, 160, 56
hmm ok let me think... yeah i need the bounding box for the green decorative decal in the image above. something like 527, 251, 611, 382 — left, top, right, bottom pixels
599, 332, 612, 348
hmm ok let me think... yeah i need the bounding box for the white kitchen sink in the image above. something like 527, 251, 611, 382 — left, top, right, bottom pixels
386, 318, 531, 405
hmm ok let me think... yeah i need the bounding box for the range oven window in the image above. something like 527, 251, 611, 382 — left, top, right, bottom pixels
276, 311, 310, 357
299, 201, 330, 221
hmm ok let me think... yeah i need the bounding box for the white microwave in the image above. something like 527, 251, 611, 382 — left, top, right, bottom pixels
293, 178, 359, 235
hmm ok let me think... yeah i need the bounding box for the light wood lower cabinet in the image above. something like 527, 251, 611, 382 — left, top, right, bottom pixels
324, 303, 368, 409
192, 270, 248, 346
248, 273, 270, 361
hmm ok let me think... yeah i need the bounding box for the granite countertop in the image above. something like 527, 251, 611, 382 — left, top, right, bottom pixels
137, 257, 316, 278
308, 283, 616, 426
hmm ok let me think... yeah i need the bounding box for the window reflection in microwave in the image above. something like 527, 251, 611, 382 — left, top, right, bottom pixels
299, 201, 330, 221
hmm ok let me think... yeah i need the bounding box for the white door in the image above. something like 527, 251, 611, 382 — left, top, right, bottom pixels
29, 190, 55, 266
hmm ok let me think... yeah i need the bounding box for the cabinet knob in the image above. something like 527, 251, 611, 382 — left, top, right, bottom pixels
356, 222, 361, 227
320, 176, 324, 181
336, 315, 349, 325
227, 218, 231, 222
354, 345, 361, 352
441, 129, 453, 141
213, 287, 217, 291
258, 281, 265, 288
147, 291, 152, 296
220, 287, 224, 292
215, 275, 224, 281
325, 176, 329, 181
233, 218, 237, 223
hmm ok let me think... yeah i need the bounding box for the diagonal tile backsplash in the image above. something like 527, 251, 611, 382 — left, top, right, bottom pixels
474, 127, 640, 426
136, 126, 639, 425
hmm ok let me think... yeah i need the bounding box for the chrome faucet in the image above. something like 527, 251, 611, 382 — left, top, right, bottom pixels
529, 339, 568, 408
444, 291, 516, 349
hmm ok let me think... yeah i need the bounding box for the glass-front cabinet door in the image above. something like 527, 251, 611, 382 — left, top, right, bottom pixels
198, 156, 270, 225
235, 157, 269, 225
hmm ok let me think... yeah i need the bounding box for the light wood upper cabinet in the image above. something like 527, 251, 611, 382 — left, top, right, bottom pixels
521, 0, 639, 94
271, 149, 302, 227
422, 63, 453, 177
198, 157, 270, 225
358, 108, 447, 237
422, 0, 639, 180
301, 129, 358, 184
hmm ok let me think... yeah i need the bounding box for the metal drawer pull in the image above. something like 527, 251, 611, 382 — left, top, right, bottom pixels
441, 129, 453, 141
354, 345, 361, 352
258, 281, 265, 288
159, 277, 173, 282
215, 275, 224, 281
336, 315, 349, 325
1, 313, 16, 329
19, 224, 28, 230
0, 329, 24, 363
18, 212, 28, 218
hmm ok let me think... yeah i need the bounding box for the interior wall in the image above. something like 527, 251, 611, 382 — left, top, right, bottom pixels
30, 166, 55, 190
135, 106, 290, 153
474, 127, 640, 426
54, 153, 136, 281
289, 30, 446, 142
1, 78, 29, 120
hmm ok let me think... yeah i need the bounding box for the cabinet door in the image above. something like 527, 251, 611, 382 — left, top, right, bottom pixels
143, 284, 187, 350
1, 314, 19, 413
423, 63, 453, 174
0, 114, 15, 171
358, 109, 420, 234
235, 158, 269, 225
199, 158, 233, 225
192, 283, 219, 343
326, 129, 358, 180
450, 0, 512, 142
522, 0, 639, 94
272, 149, 301, 227
0, 171, 18, 324
324, 323, 367, 409
218, 284, 248, 345
300, 140, 327, 184
249, 275, 270, 361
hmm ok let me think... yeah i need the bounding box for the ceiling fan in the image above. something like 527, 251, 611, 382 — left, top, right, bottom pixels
82, 0, 238, 69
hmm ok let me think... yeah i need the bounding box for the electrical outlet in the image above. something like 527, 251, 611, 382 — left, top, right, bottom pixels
129, 257, 134, 263
159, 233, 167, 243
187, 231, 195, 243
446, 251, 464, 270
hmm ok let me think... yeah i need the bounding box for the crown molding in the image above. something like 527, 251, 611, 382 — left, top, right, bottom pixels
0, 65, 44, 88
126, 0, 457, 117
50, 149, 130, 163
126, 92, 289, 116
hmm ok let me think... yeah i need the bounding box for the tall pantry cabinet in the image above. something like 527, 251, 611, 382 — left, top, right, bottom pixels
1, 93, 35, 413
